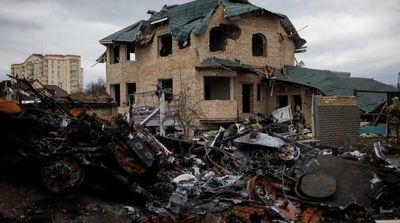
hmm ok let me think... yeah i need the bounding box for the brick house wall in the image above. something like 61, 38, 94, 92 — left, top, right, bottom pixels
314, 96, 360, 146
105, 4, 296, 121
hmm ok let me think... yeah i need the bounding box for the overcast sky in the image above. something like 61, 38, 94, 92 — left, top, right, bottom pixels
0, 0, 399, 87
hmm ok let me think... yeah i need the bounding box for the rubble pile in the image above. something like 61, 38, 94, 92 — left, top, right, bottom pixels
1, 77, 400, 222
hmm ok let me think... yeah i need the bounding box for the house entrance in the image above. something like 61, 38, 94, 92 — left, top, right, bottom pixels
242, 84, 253, 113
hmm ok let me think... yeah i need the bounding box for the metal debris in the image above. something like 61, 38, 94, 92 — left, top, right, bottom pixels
2, 77, 400, 222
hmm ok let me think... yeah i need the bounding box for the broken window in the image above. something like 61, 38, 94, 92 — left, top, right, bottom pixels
277, 95, 288, 108
159, 34, 172, 57
204, 77, 230, 100
252, 33, 267, 57
157, 79, 173, 101
292, 95, 302, 108
178, 35, 191, 49
126, 44, 136, 61
158, 79, 173, 92
257, 84, 261, 101
111, 46, 120, 64
110, 84, 121, 106
209, 24, 241, 52
126, 83, 136, 106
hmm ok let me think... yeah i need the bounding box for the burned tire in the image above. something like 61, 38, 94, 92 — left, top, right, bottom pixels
41, 155, 84, 195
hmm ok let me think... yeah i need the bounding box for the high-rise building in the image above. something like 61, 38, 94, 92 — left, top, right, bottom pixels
11, 54, 83, 93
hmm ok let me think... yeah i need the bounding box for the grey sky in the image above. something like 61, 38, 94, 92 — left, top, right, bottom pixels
0, 0, 399, 86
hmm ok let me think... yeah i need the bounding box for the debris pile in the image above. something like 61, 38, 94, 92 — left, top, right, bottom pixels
1, 77, 400, 222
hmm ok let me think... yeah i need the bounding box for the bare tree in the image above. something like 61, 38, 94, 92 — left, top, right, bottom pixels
85, 78, 107, 95
166, 74, 204, 141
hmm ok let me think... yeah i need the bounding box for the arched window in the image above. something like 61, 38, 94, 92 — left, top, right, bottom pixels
252, 33, 267, 57
210, 27, 228, 52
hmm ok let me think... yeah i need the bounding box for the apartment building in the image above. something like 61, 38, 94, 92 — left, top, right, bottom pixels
11, 54, 83, 93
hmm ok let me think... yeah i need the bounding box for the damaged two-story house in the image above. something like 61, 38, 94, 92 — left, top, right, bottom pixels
99, 0, 310, 124
99, 0, 400, 127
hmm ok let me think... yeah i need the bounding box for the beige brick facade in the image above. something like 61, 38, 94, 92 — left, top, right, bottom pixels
104, 5, 299, 122
11, 54, 84, 94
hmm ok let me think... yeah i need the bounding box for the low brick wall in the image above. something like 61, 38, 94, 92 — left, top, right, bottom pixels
314, 96, 360, 146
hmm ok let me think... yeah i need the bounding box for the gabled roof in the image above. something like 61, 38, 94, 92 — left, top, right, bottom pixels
196, 57, 265, 76
100, 0, 306, 49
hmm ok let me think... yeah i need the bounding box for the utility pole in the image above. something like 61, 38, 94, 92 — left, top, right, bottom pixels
160, 91, 166, 136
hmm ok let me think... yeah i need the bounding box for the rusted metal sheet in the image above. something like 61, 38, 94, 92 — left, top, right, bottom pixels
0, 98, 22, 114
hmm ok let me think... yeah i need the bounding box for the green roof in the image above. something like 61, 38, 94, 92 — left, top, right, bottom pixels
275, 66, 353, 96
340, 77, 398, 112
100, 21, 149, 44
275, 66, 399, 112
356, 92, 386, 112
100, 0, 306, 48
340, 77, 398, 93
196, 57, 265, 76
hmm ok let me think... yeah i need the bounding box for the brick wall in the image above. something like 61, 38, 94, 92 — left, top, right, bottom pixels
314, 96, 360, 146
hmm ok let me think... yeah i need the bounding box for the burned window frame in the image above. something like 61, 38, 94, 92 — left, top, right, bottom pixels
159, 33, 173, 57
252, 33, 267, 57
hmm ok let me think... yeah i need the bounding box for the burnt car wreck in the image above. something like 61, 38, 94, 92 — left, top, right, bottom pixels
1, 77, 400, 223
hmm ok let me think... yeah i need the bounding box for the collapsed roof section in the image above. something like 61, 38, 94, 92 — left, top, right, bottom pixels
275, 66, 353, 96
340, 77, 399, 112
99, 0, 306, 49
275, 66, 399, 113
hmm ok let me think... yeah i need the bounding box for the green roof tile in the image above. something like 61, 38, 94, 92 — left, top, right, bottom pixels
275, 66, 353, 96
99, 0, 306, 48
340, 77, 399, 112
196, 57, 265, 76
275, 66, 398, 112
100, 21, 148, 44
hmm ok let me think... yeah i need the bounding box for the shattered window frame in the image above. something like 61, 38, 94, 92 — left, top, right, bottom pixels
209, 24, 241, 52
159, 33, 173, 57
209, 27, 228, 52
158, 78, 173, 92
